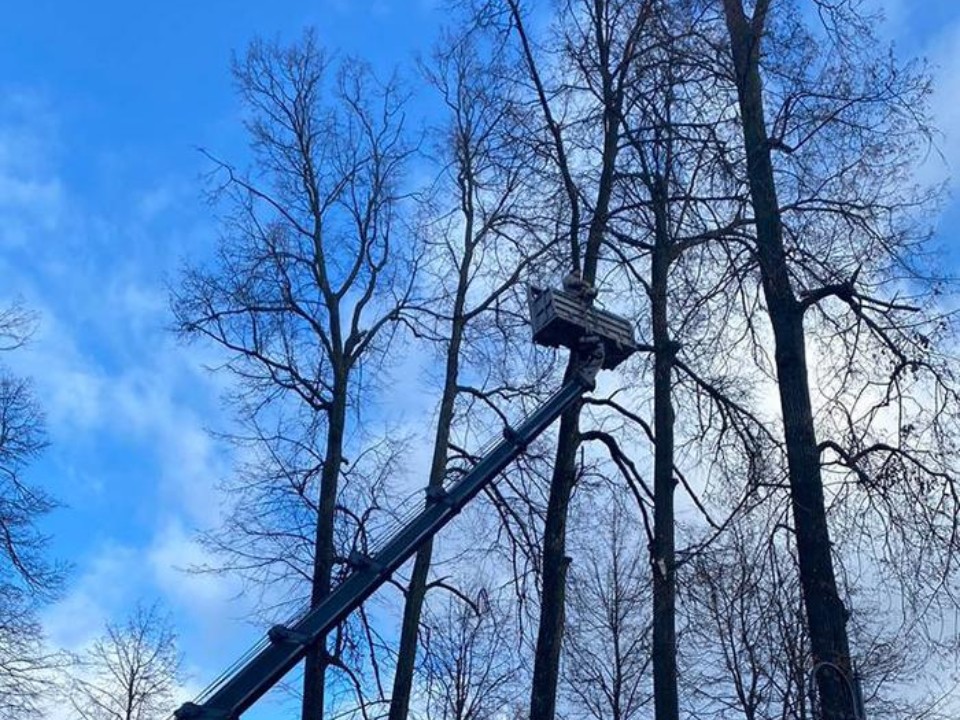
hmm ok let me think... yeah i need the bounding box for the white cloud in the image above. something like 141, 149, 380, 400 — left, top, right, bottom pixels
0, 175, 63, 239
0, 91, 261, 704
92, 353, 228, 525
14, 312, 108, 432
4, 280, 230, 523
0, 92, 65, 249
148, 520, 247, 636
41, 543, 145, 652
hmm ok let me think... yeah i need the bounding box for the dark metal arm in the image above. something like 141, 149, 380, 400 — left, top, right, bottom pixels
175, 343, 602, 720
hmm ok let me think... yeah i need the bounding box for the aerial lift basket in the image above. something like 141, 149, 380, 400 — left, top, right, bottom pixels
527, 284, 636, 369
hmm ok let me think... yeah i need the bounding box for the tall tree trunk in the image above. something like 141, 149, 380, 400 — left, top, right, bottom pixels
522, 2, 635, 715
530, 381, 580, 720
721, 2, 854, 718
302, 379, 347, 720
650, 173, 678, 720
388, 287, 469, 720
529, 100, 618, 720
530, 100, 621, 720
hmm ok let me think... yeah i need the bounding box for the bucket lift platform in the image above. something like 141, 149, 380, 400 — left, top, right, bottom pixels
528, 284, 636, 369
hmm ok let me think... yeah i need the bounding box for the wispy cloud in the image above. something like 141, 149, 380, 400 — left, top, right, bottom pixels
41, 542, 145, 652
0, 93, 64, 249
0, 89, 269, 701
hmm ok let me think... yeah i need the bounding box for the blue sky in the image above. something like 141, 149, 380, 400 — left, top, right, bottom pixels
1, 0, 959, 715
0, 0, 444, 713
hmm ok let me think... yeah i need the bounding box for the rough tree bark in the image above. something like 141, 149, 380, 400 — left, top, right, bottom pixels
649, 170, 678, 720
388, 184, 470, 720
304, 381, 347, 720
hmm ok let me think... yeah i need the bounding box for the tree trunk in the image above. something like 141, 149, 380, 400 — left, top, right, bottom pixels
388, 133, 481, 720
302, 380, 347, 720
721, 2, 855, 718
529, 382, 579, 720
526, 4, 624, 715
650, 174, 678, 720
529, 76, 618, 720
388, 320, 465, 720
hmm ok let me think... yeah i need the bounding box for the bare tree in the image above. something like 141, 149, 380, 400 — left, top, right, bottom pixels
67, 603, 182, 720
563, 494, 652, 720
170, 5, 960, 720
489, 5, 770, 719
489, 4, 659, 718
609, 6, 761, 716
172, 31, 414, 720
430, 4, 951, 719
419, 585, 522, 720
685, 512, 812, 720
715, 0, 951, 716
684, 503, 958, 720
0, 301, 56, 593
0, 585, 60, 720
0, 300, 61, 719
387, 22, 550, 720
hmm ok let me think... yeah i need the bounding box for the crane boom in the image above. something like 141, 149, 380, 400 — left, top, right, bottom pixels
176, 345, 603, 720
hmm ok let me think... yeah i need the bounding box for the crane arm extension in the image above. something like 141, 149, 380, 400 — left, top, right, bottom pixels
175, 349, 600, 720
